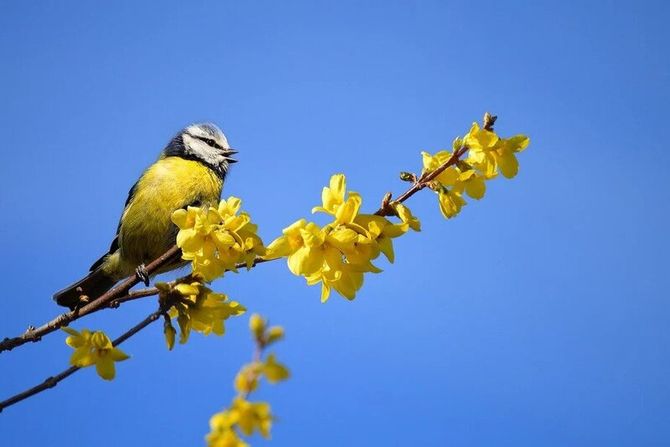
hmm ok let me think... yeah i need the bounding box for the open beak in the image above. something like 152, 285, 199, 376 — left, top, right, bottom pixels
223, 148, 238, 163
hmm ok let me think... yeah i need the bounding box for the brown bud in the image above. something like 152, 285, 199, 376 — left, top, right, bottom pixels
483, 112, 497, 131
399, 171, 417, 182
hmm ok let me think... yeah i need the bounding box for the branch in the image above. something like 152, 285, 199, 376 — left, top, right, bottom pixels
375, 145, 469, 216
0, 143, 471, 412
0, 305, 166, 412
0, 146, 468, 354
0, 245, 180, 354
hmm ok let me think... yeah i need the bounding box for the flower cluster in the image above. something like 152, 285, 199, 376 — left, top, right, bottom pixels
159, 280, 246, 350
422, 119, 530, 219
62, 327, 129, 380
172, 197, 266, 281
206, 314, 289, 447
265, 174, 420, 301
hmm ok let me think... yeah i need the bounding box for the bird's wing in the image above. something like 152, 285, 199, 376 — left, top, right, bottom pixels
89, 180, 139, 271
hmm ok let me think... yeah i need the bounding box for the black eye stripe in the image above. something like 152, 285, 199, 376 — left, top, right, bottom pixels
188, 133, 224, 150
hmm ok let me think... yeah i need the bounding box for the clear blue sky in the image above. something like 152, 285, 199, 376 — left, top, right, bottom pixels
1, 1, 668, 446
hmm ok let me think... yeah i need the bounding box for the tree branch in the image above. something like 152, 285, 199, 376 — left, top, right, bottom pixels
0, 245, 180, 354
0, 143, 471, 413
0, 305, 167, 412
0, 146, 468, 354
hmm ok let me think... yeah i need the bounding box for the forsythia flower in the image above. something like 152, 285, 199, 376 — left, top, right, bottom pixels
171, 197, 266, 281
422, 119, 530, 219
235, 316, 290, 393
159, 281, 246, 348
234, 363, 261, 395
233, 355, 290, 394
438, 189, 467, 219
207, 412, 249, 447
393, 203, 421, 232
207, 314, 289, 446
230, 398, 273, 438
248, 313, 284, 346
266, 174, 420, 302
207, 399, 273, 444
62, 327, 129, 380
262, 353, 290, 383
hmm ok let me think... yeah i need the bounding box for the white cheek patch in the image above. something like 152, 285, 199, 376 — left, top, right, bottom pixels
183, 134, 226, 168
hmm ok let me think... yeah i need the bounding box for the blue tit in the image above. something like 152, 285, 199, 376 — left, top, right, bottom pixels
53, 123, 237, 309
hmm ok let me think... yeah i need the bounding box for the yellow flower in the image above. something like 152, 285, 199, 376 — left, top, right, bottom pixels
172, 206, 219, 253
62, 327, 129, 380
268, 175, 424, 301
171, 198, 265, 281
454, 169, 486, 200
207, 429, 248, 447
353, 214, 407, 263
234, 362, 261, 395
289, 222, 327, 276
264, 218, 305, 259
339, 233, 382, 272
437, 189, 466, 219
422, 121, 529, 219
217, 196, 242, 218
422, 151, 461, 186
307, 262, 365, 302
393, 203, 421, 232
312, 173, 346, 215
264, 219, 326, 275
167, 282, 246, 345
465, 122, 499, 151
313, 174, 363, 225
229, 397, 273, 438
209, 409, 236, 432
163, 319, 177, 350
492, 134, 530, 178
463, 122, 530, 179
207, 411, 249, 447
266, 219, 345, 277
262, 353, 290, 384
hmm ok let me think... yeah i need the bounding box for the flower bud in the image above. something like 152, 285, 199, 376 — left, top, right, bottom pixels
266, 326, 284, 345
249, 314, 265, 340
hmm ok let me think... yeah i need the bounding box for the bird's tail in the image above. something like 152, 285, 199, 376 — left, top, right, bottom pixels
53, 267, 117, 310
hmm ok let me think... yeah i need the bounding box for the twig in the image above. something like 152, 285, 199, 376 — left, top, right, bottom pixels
375, 145, 469, 216
0, 245, 181, 353
109, 288, 161, 308
0, 306, 166, 412
0, 141, 471, 412
0, 146, 469, 354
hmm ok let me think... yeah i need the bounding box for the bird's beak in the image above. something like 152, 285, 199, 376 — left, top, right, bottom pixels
224, 148, 238, 163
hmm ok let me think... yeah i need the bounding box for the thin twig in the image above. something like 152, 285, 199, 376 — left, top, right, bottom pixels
0, 245, 181, 354
0, 306, 166, 412
109, 288, 161, 308
375, 145, 469, 216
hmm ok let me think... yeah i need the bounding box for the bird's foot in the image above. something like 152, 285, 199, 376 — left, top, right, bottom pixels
135, 264, 150, 286
70, 287, 90, 313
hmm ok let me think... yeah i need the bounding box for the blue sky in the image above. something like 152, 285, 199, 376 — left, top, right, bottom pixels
1, 1, 668, 445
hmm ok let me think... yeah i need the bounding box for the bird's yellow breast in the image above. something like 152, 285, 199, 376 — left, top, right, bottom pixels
115, 157, 223, 274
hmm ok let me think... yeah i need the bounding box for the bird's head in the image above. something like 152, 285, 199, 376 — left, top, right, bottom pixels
164, 123, 238, 177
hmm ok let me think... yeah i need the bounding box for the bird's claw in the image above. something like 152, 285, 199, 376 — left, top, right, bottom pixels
135, 264, 150, 286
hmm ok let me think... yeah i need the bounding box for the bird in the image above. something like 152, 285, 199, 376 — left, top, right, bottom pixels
53, 123, 237, 310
